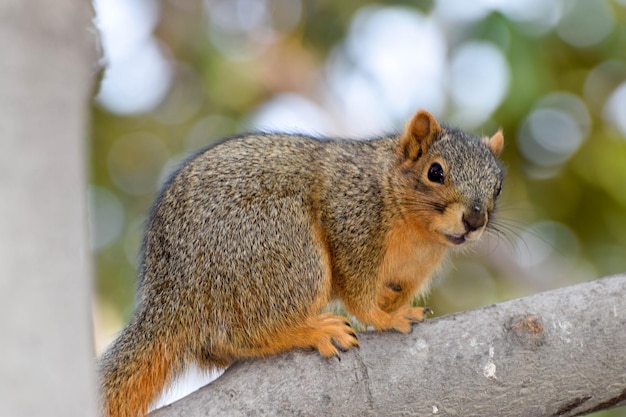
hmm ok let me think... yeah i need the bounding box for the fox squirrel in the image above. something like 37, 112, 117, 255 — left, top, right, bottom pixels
98, 109, 505, 417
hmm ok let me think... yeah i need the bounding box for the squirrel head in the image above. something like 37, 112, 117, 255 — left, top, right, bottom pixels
394, 110, 505, 247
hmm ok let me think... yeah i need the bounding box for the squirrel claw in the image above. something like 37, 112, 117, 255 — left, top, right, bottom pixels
423, 307, 434, 316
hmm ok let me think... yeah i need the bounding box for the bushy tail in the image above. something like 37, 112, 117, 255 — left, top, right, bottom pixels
98, 318, 181, 417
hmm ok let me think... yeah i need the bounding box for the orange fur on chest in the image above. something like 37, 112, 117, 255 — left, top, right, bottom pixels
378, 218, 446, 299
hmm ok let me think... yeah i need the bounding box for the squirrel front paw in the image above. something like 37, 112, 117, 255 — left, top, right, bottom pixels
361, 305, 433, 334
388, 305, 433, 333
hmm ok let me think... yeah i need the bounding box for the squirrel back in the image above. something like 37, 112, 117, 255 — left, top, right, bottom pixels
99, 110, 505, 417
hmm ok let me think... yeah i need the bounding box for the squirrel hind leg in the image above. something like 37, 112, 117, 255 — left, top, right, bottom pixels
301, 312, 360, 358
234, 312, 360, 360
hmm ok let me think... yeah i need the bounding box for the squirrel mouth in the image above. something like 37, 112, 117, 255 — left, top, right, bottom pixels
444, 233, 467, 245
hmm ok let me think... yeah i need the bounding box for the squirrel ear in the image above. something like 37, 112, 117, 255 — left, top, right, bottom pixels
398, 110, 442, 161
483, 130, 504, 156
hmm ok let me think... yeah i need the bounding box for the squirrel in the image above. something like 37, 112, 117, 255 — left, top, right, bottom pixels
98, 109, 505, 417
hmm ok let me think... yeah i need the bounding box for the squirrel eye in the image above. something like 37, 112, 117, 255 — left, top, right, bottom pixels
427, 163, 445, 184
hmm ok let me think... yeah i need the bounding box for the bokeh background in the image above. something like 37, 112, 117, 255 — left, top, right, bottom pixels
90, 0, 626, 413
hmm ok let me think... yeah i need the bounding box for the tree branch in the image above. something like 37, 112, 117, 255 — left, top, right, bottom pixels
150, 275, 626, 417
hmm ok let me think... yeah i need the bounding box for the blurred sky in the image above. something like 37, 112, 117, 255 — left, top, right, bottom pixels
93, 0, 626, 152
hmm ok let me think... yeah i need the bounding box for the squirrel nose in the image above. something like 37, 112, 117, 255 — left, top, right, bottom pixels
462, 206, 486, 232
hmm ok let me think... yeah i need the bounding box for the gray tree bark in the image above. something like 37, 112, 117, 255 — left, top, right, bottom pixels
151, 275, 626, 417
0, 1, 98, 416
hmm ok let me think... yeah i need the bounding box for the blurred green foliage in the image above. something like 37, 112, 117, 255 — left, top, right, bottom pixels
91, 2, 626, 413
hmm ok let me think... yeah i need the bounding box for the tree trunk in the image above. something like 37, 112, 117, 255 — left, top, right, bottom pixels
0, 1, 98, 416
150, 275, 626, 417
